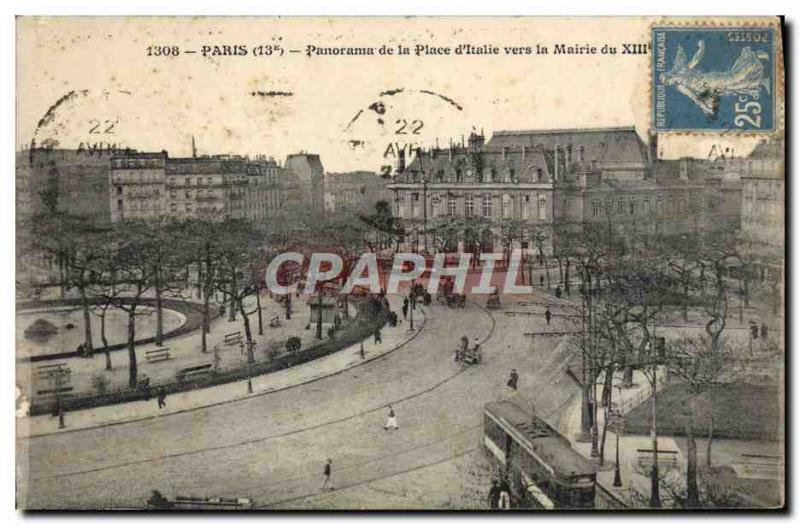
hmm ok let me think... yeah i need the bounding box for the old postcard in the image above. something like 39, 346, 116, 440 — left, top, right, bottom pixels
15, 16, 785, 510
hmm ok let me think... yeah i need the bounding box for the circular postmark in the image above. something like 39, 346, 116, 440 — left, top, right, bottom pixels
340, 88, 473, 178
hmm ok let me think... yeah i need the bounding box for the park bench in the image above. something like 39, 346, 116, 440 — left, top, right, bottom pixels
150, 494, 253, 510
636, 448, 679, 469
176, 363, 213, 383
145, 348, 171, 363
269, 315, 280, 328
35, 386, 74, 396
223, 331, 243, 346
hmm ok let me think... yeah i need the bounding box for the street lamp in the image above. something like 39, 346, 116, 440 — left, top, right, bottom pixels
613, 384, 625, 487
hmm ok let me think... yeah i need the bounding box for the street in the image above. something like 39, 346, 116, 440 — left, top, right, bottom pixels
17, 294, 579, 509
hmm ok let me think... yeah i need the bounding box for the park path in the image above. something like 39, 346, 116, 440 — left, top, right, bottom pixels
16, 295, 423, 439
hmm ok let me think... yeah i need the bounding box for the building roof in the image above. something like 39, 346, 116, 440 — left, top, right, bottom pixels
488, 126, 649, 166
166, 157, 246, 175
402, 145, 551, 184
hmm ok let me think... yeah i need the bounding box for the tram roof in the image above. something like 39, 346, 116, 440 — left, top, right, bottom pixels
485, 400, 596, 478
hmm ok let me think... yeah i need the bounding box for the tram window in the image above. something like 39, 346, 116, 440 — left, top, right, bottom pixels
484, 415, 507, 447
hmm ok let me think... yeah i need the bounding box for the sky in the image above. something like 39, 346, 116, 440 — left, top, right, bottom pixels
16, 17, 781, 172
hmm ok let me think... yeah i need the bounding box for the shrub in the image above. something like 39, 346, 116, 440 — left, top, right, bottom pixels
91, 374, 110, 395
286, 336, 301, 354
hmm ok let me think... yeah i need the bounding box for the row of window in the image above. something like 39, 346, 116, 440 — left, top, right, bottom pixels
408, 166, 547, 185
402, 193, 548, 221
590, 195, 702, 218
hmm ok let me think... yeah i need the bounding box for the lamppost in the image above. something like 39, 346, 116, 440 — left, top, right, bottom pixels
612, 384, 625, 487
422, 178, 429, 253
246, 340, 256, 394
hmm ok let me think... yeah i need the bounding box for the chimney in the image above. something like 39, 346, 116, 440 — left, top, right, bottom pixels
553, 145, 559, 181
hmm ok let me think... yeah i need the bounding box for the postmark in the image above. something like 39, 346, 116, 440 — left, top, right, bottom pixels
652, 25, 777, 132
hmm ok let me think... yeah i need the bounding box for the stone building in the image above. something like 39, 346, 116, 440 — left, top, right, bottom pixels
246, 155, 290, 222
110, 152, 249, 222
738, 137, 784, 287
109, 152, 293, 222
323, 171, 391, 215
388, 126, 744, 254
285, 152, 325, 212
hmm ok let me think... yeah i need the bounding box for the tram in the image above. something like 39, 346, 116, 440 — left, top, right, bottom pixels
483, 400, 596, 509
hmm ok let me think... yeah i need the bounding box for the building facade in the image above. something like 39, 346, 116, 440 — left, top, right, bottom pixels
323, 171, 392, 215
110, 152, 294, 222
285, 153, 325, 212
388, 127, 744, 254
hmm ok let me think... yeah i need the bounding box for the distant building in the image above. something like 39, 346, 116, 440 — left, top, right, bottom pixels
324, 171, 391, 215
739, 137, 784, 286
388, 126, 743, 254
17, 148, 115, 226
285, 153, 325, 212
109, 152, 291, 222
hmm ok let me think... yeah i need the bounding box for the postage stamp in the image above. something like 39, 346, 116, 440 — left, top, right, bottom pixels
652, 26, 777, 132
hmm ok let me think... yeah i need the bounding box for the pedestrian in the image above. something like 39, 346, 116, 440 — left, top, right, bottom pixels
555, 286, 562, 298
488, 479, 501, 509
761, 323, 769, 339
539, 275, 544, 287
545, 306, 552, 325
157, 387, 167, 409
750, 322, 759, 339
507, 369, 519, 390
384, 405, 399, 430
320, 458, 334, 491
498, 484, 511, 509
374, 327, 382, 344
402, 299, 409, 320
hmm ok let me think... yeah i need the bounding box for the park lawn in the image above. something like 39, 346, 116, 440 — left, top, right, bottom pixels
624, 382, 782, 442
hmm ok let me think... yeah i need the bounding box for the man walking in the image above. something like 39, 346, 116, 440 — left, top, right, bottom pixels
384, 404, 399, 430
320, 458, 334, 491
545, 306, 552, 325
157, 387, 167, 409
374, 327, 382, 344
402, 298, 409, 320
488, 479, 501, 509
507, 369, 519, 391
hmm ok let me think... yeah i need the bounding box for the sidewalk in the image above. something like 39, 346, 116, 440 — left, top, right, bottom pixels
556, 365, 672, 508
16, 296, 426, 439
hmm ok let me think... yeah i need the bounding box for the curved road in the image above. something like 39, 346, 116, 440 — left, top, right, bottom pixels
18, 295, 580, 509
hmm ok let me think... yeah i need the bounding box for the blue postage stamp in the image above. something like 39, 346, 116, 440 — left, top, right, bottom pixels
652, 26, 776, 132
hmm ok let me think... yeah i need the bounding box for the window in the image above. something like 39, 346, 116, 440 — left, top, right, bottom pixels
643, 198, 650, 214
482, 195, 492, 218
617, 199, 624, 215
630, 201, 635, 215
605, 200, 612, 216
592, 201, 601, 217
538, 195, 547, 220
502, 194, 512, 219
448, 195, 457, 216
509, 168, 516, 182
579, 145, 585, 164
465, 195, 474, 217
456, 169, 463, 182
537, 168, 543, 181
